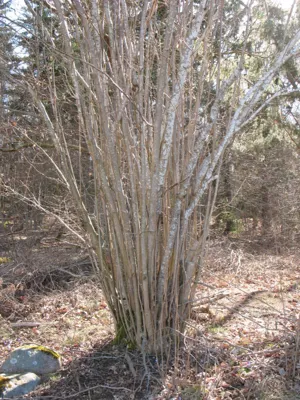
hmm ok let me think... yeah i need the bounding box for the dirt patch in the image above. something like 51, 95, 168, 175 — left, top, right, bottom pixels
33, 343, 162, 400
184, 240, 300, 399
0, 237, 300, 399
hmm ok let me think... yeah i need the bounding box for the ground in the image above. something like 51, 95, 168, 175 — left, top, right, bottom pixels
0, 233, 299, 399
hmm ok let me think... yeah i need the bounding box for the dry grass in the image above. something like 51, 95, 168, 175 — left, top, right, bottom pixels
0, 236, 300, 399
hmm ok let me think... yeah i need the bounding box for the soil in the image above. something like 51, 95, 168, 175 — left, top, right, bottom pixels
0, 233, 300, 399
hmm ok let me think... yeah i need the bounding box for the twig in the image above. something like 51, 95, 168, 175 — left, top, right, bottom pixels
125, 351, 137, 378
10, 322, 41, 328
2, 384, 134, 400
61, 383, 133, 398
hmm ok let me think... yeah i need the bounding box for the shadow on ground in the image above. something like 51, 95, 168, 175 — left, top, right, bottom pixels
28, 341, 161, 400
1, 236, 300, 399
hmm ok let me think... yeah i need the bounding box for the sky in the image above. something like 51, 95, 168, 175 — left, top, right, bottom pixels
8, 0, 299, 17
7, 0, 24, 20
275, 0, 297, 10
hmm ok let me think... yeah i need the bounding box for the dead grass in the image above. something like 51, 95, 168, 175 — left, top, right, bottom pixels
0, 235, 300, 399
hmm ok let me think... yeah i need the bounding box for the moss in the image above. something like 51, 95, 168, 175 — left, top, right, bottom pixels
0, 375, 11, 389
126, 341, 136, 350
113, 324, 127, 345
113, 324, 136, 349
17, 344, 61, 359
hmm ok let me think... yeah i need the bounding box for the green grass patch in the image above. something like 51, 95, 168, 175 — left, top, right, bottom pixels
0, 257, 11, 264
207, 325, 226, 334
3, 221, 13, 229
181, 385, 205, 399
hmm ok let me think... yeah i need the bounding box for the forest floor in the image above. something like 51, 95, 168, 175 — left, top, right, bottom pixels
0, 232, 300, 399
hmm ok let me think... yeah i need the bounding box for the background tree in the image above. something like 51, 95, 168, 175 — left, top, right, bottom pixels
0, 0, 80, 236
214, 2, 300, 246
